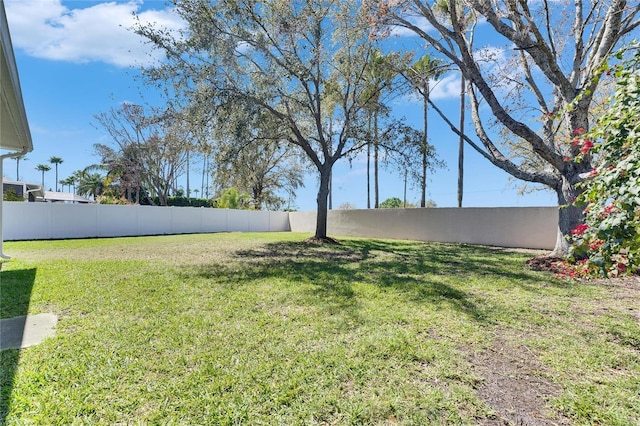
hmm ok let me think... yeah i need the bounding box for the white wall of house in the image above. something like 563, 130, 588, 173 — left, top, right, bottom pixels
3, 203, 558, 250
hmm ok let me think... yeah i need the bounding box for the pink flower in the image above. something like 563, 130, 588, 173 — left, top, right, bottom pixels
599, 204, 616, 218
580, 139, 594, 154
588, 239, 604, 251
571, 223, 588, 236
573, 127, 585, 135
589, 169, 598, 177
571, 139, 580, 146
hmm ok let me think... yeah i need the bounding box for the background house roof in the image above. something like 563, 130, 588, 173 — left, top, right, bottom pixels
42, 191, 92, 203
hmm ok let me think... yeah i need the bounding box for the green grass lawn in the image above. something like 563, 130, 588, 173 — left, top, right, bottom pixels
1, 232, 639, 425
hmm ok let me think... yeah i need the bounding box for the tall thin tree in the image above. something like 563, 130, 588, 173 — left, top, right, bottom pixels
363, 50, 398, 208
405, 54, 444, 207
49, 156, 63, 191
14, 155, 27, 181
430, 0, 474, 209
35, 164, 51, 189
458, 74, 465, 208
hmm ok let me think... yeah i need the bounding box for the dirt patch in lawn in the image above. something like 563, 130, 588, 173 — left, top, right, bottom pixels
525, 256, 565, 274
598, 275, 640, 292
471, 338, 570, 425
594, 276, 640, 321
472, 276, 640, 425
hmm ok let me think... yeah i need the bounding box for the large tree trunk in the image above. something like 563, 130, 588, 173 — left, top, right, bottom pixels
315, 165, 331, 239
550, 177, 584, 257
328, 168, 332, 210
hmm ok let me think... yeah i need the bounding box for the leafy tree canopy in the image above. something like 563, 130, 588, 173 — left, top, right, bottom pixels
216, 188, 251, 210
366, 0, 640, 256
380, 197, 403, 208
135, 0, 395, 240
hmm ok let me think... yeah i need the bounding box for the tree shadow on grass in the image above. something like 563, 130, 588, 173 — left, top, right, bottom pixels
184, 257, 365, 321
232, 238, 564, 287
180, 238, 565, 323
346, 239, 556, 283
0, 267, 37, 424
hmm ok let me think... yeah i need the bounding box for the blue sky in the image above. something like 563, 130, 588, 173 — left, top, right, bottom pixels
4, 0, 557, 210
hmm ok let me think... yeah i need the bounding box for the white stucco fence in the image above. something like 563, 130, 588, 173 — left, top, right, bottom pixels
2, 202, 290, 240
3, 203, 558, 250
289, 207, 558, 250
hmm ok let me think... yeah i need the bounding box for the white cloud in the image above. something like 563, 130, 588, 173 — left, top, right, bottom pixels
430, 73, 462, 100
399, 72, 462, 104
4, 0, 185, 68
389, 17, 433, 38
235, 40, 252, 54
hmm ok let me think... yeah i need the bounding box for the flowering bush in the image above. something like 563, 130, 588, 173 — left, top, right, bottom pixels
568, 42, 640, 278
554, 258, 598, 280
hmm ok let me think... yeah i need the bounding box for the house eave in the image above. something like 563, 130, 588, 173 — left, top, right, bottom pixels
0, 0, 33, 154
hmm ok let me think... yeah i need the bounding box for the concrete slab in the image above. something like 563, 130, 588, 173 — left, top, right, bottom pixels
0, 313, 58, 350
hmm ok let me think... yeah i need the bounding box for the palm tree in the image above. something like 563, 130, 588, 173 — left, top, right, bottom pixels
185, 149, 191, 198
14, 155, 27, 181
49, 156, 63, 191
67, 175, 77, 194
458, 75, 466, 207
406, 54, 445, 208
72, 170, 86, 194
59, 176, 74, 193
75, 170, 105, 200
432, 0, 473, 208
363, 49, 396, 208
35, 164, 51, 189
